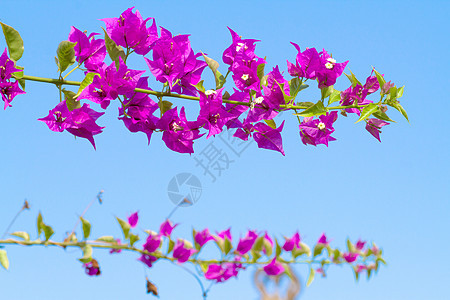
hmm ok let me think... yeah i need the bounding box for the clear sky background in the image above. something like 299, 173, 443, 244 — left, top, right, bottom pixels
0, 1, 449, 299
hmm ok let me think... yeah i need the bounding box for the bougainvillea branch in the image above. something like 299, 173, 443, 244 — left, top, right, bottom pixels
0, 206, 386, 297
0, 6, 408, 155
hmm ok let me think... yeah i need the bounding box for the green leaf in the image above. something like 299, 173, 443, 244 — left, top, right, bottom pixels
252, 237, 264, 253
102, 27, 125, 68
275, 239, 282, 257
313, 244, 325, 257
80, 217, 91, 239
56, 41, 76, 73
11, 231, 30, 241
261, 74, 269, 87
116, 217, 130, 239
283, 263, 293, 279
296, 101, 314, 108
0, 22, 24, 61
387, 86, 397, 101
18, 78, 25, 91
292, 242, 311, 258
346, 239, 356, 253
37, 212, 43, 236
0, 250, 9, 270
79, 245, 93, 263
75, 72, 99, 98
306, 267, 315, 287
397, 86, 404, 98
275, 81, 295, 104
294, 101, 327, 117
12, 65, 24, 79
328, 90, 341, 106
373, 110, 395, 122
199, 261, 209, 273
192, 80, 205, 93
372, 68, 386, 91
129, 234, 140, 247
201, 53, 226, 89
62, 89, 81, 111
321, 85, 334, 100
167, 239, 175, 254
263, 119, 276, 129
263, 239, 273, 256
42, 224, 54, 241
332, 249, 342, 262
354, 266, 360, 281
96, 236, 116, 243
257, 63, 265, 81
355, 103, 378, 123
288, 78, 300, 98
251, 250, 261, 263
223, 238, 232, 255
392, 102, 409, 122
344, 69, 362, 87
158, 100, 173, 115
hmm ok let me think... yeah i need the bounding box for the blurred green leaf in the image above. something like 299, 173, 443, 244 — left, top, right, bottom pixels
129, 233, 140, 247
306, 267, 315, 287
42, 224, 54, 241
0, 250, 9, 270
37, 212, 43, 236
116, 217, 130, 239
96, 236, 115, 243
80, 217, 91, 240
313, 244, 325, 257
167, 239, 175, 254
79, 245, 93, 263
11, 231, 30, 241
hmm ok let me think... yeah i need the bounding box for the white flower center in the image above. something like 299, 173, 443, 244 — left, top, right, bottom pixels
241, 74, 249, 81
205, 90, 216, 96
317, 122, 326, 130
236, 43, 245, 52
325, 58, 336, 70
254, 96, 264, 104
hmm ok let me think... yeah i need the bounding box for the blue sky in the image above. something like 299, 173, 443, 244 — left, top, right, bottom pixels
0, 1, 449, 299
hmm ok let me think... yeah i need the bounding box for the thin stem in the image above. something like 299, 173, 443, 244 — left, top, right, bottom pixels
21, 75, 371, 111
69, 193, 101, 239
63, 65, 80, 80
1, 204, 27, 239
0, 238, 326, 266
172, 261, 208, 300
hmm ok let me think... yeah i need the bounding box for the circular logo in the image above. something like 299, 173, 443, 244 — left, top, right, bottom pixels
167, 173, 202, 207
